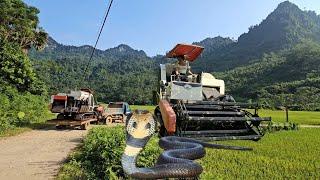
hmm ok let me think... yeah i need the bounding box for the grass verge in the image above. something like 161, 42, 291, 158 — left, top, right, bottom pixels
0, 127, 31, 138
0, 123, 54, 138
130, 105, 156, 112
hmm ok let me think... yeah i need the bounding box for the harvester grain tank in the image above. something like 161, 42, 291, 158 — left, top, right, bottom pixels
154, 44, 271, 140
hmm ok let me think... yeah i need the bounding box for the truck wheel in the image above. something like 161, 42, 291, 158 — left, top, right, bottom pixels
80, 123, 88, 130
56, 125, 66, 129
57, 113, 64, 120
107, 116, 113, 124
99, 118, 106, 125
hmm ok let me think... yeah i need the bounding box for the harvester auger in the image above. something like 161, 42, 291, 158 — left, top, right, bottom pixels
154, 44, 271, 141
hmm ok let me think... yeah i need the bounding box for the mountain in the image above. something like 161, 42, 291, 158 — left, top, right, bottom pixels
237, 1, 320, 53
46, 37, 59, 49
216, 40, 320, 110
194, 36, 234, 51
191, 1, 320, 72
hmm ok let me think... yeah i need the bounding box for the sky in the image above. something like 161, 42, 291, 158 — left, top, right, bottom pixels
23, 0, 320, 56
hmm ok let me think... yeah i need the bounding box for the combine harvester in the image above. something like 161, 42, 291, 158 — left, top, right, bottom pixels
154, 44, 271, 141
48, 88, 104, 130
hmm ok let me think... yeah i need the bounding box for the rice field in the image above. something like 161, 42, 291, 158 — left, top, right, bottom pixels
259, 109, 320, 125
200, 128, 320, 179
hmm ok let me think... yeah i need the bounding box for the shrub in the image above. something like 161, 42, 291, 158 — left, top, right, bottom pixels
81, 126, 126, 179
57, 159, 87, 180
0, 85, 50, 131
137, 136, 161, 168
58, 126, 162, 179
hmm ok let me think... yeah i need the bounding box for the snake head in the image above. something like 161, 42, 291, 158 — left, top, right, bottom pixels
126, 109, 156, 139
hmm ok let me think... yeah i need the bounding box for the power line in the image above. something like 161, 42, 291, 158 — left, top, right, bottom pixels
83, 0, 114, 82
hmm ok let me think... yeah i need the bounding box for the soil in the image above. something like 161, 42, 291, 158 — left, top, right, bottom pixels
0, 126, 88, 180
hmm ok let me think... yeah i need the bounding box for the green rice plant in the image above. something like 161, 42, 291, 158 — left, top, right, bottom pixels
259, 109, 320, 125
200, 129, 320, 179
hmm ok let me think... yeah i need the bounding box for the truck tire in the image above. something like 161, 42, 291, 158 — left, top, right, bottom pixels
57, 113, 64, 120
107, 116, 113, 124
80, 123, 88, 130
56, 125, 66, 129
99, 117, 106, 125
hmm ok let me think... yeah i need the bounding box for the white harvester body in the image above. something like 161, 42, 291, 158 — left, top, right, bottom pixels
159, 64, 225, 102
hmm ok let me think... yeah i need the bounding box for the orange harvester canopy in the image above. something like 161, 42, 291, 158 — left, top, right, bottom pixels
166, 44, 204, 62
53, 95, 67, 101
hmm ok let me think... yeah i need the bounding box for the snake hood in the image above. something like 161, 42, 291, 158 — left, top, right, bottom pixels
122, 110, 252, 179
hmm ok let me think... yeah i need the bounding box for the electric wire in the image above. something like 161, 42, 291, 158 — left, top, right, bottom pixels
83, 0, 114, 83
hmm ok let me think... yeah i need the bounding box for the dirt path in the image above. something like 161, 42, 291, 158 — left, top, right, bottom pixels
0, 126, 88, 180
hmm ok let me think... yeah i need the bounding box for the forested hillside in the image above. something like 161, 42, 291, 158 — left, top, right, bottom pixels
192, 1, 320, 72
217, 41, 320, 110
30, 40, 158, 104
27, 1, 320, 110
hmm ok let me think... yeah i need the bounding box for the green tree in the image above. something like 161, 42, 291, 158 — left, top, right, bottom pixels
0, 0, 48, 51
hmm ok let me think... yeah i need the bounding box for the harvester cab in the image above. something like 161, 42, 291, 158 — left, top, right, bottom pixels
155, 44, 271, 141
159, 44, 225, 102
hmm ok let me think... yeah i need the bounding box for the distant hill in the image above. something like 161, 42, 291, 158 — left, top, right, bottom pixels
192, 1, 320, 72
29, 1, 320, 109
216, 40, 320, 110
30, 40, 157, 104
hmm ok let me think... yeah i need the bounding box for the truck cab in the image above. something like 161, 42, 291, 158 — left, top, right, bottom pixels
105, 102, 131, 123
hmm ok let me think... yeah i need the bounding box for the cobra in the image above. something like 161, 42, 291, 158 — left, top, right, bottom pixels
121, 110, 252, 179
